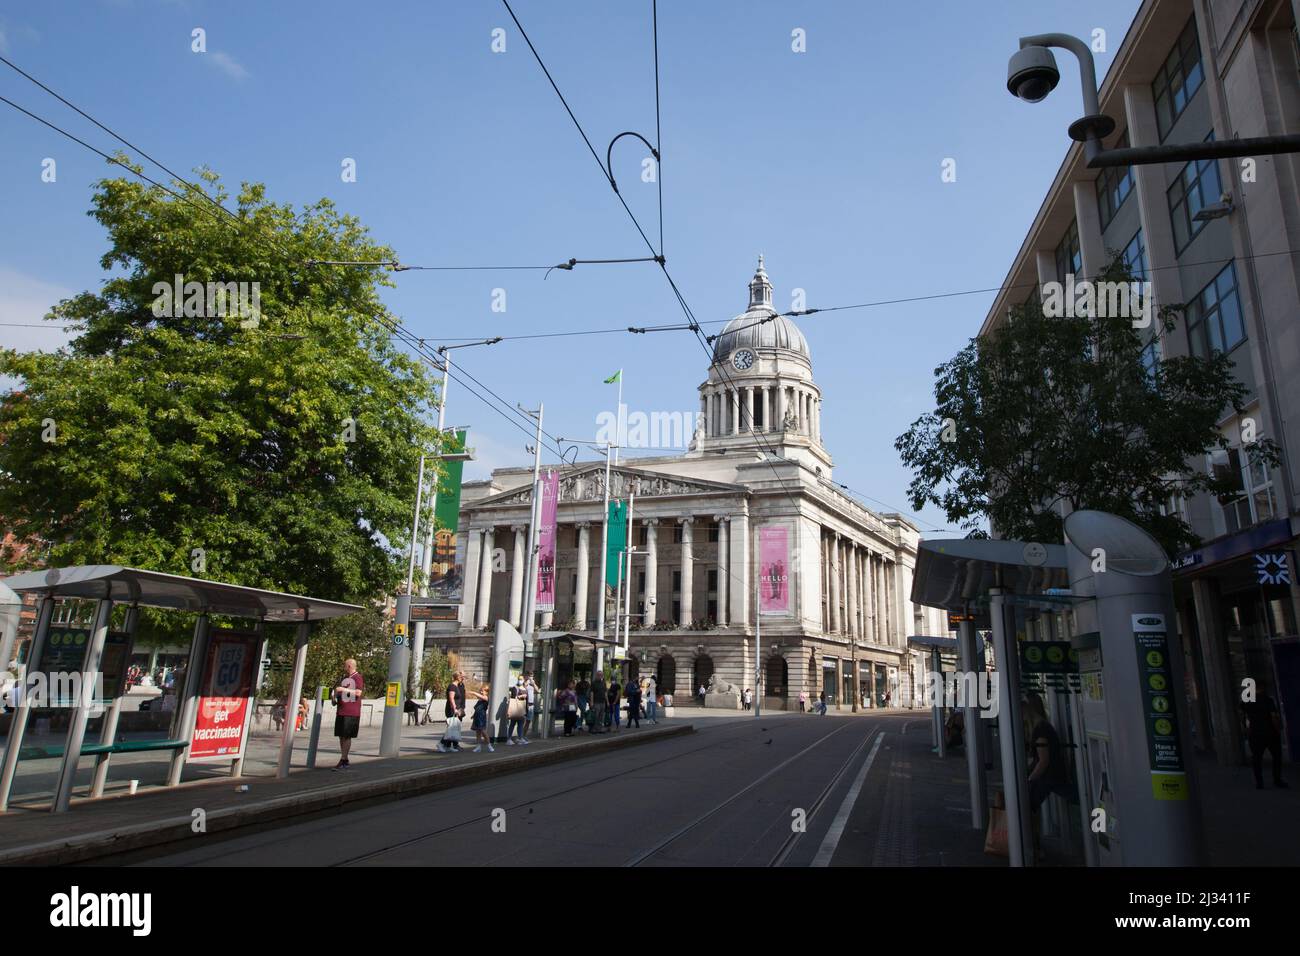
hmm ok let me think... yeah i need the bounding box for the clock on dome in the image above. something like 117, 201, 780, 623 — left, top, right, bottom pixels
731, 348, 756, 371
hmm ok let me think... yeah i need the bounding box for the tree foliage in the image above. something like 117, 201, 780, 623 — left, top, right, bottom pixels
895, 257, 1277, 555
0, 163, 439, 603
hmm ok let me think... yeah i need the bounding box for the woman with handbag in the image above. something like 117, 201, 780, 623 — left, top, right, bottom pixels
439, 680, 463, 753
505, 686, 529, 745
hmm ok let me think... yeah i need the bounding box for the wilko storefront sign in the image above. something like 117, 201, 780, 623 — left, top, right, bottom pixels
188, 632, 259, 762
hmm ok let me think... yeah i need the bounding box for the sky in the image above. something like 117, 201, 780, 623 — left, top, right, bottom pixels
0, 0, 1143, 538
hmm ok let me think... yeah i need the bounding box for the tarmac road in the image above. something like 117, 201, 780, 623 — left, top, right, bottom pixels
131, 711, 947, 867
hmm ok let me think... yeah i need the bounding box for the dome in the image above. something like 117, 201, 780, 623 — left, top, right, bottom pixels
710, 256, 811, 362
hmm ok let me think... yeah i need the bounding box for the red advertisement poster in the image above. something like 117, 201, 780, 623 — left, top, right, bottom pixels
188, 632, 259, 761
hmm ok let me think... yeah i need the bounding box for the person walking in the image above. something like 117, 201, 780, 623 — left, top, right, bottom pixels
471, 683, 494, 753
439, 676, 464, 752
332, 658, 364, 771
576, 676, 590, 733
523, 671, 538, 738
559, 680, 579, 736
818, 690, 828, 715
743, 688, 753, 711
625, 679, 642, 729
644, 675, 658, 724
590, 670, 607, 733
608, 675, 623, 730
698, 683, 707, 706
798, 689, 807, 713
1243, 692, 1288, 789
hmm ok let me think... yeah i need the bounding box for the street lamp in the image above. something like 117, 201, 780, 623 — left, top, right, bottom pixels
1006, 32, 1300, 168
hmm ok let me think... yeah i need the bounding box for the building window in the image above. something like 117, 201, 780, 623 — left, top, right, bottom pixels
637, 526, 647, 546
1210, 446, 1276, 534
1056, 219, 1082, 282
707, 522, 719, 543
1121, 228, 1148, 278
1168, 137, 1223, 254
672, 524, 683, 543
672, 570, 681, 592
1140, 337, 1161, 385
1186, 263, 1245, 358
1153, 16, 1205, 141
707, 569, 718, 591
1096, 133, 1134, 230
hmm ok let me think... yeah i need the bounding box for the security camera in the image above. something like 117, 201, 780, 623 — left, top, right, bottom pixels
1007, 45, 1060, 103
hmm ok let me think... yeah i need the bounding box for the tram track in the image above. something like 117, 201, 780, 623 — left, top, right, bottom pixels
623, 721, 882, 867
329, 714, 816, 867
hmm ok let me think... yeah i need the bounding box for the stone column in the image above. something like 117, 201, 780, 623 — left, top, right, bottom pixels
777, 385, 787, 431
761, 386, 771, 431
848, 544, 859, 639
731, 389, 740, 435
679, 518, 695, 626
475, 527, 495, 629
716, 516, 730, 625
829, 532, 842, 634
730, 510, 749, 628
461, 526, 483, 630
508, 524, 526, 629
644, 518, 659, 627
574, 522, 591, 628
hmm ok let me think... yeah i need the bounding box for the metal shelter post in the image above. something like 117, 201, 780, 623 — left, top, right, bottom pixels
168, 611, 211, 787
931, 646, 946, 758
52, 596, 114, 813
0, 594, 54, 812
0, 581, 21, 673
990, 588, 1033, 866
278, 616, 311, 778
231, 618, 267, 778
958, 618, 988, 831
90, 602, 140, 798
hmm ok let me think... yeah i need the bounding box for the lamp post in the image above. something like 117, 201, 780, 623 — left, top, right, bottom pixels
410, 338, 498, 698
558, 437, 614, 671
382, 338, 495, 757
1006, 32, 1300, 167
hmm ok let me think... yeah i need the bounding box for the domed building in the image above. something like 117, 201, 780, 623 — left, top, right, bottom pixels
436, 259, 946, 710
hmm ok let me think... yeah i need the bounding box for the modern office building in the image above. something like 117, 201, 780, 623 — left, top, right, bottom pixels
982, 0, 1300, 763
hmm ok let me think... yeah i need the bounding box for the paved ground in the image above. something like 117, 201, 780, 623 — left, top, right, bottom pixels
119, 711, 997, 867
4, 700, 1292, 867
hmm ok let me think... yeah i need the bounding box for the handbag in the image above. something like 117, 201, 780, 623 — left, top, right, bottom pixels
507, 698, 526, 720
443, 715, 462, 743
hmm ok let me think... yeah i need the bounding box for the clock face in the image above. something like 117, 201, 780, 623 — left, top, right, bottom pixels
732, 349, 756, 371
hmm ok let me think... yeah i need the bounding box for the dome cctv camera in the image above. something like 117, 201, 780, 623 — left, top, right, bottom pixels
1007, 45, 1060, 103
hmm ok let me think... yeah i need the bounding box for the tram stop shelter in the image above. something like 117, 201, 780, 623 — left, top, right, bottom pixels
0, 565, 361, 814
910, 538, 1074, 866
530, 632, 621, 740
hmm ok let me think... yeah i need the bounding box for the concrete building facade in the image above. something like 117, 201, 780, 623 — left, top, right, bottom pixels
982, 0, 1300, 763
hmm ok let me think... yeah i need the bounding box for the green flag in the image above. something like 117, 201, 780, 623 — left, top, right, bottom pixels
606, 500, 627, 588
603, 370, 621, 384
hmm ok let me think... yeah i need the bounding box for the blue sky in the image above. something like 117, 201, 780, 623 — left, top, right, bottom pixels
0, 0, 1142, 536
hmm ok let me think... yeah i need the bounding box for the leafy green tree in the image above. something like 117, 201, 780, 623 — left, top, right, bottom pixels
0, 164, 439, 603
895, 256, 1277, 555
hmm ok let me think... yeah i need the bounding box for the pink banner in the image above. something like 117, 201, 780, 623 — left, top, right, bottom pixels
536, 470, 559, 611
759, 526, 791, 615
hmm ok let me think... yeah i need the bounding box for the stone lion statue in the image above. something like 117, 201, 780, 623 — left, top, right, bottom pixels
706, 674, 741, 696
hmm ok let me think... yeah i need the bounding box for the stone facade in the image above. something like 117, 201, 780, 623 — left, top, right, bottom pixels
428, 261, 948, 709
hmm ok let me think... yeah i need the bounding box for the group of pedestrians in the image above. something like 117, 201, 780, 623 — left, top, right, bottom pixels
437, 670, 541, 753
557, 670, 660, 736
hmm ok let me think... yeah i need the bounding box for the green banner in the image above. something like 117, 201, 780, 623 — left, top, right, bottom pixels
434, 429, 467, 532
428, 429, 467, 604
606, 500, 627, 589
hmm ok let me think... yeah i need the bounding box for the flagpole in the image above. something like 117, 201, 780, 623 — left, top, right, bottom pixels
615, 368, 624, 466
596, 442, 611, 672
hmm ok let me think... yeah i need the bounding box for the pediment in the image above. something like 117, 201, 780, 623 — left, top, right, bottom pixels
473, 465, 746, 509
